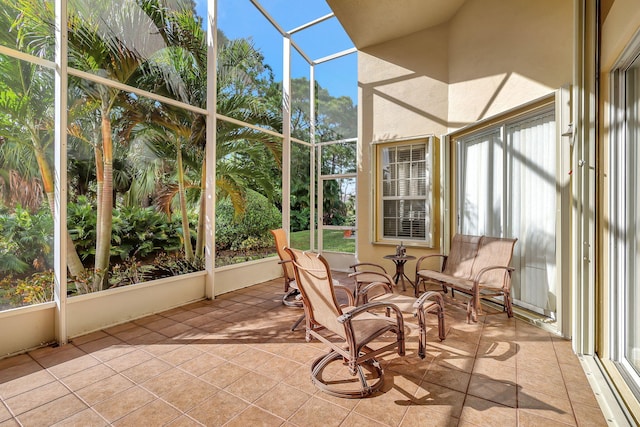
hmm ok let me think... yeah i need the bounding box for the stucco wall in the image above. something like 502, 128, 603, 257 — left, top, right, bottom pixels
357, 24, 449, 271
356, 0, 573, 272
448, 0, 573, 126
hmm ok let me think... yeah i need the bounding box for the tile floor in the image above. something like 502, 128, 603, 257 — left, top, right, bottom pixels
0, 273, 609, 426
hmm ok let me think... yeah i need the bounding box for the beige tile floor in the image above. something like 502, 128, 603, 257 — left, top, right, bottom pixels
0, 273, 608, 426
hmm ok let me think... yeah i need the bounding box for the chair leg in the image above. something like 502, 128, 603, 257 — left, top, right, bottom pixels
290, 313, 305, 331
310, 350, 384, 398
437, 305, 446, 341
505, 290, 514, 318
467, 296, 479, 323
416, 310, 426, 359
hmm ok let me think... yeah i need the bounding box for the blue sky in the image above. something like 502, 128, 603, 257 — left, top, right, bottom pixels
194, 0, 357, 103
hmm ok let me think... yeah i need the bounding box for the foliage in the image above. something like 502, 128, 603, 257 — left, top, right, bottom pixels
0, 0, 359, 301
153, 252, 204, 277
108, 257, 156, 288
290, 206, 311, 231
14, 270, 54, 305
215, 189, 281, 252
0, 206, 52, 273
67, 196, 185, 262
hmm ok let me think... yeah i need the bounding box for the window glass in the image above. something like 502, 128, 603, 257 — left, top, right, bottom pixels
320, 140, 356, 175
217, 0, 282, 132
315, 54, 357, 141
0, 54, 55, 308
290, 142, 312, 250
377, 140, 433, 244
291, 49, 311, 143
215, 124, 282, 267
66, 81, 206, 295
455, 106, 558, 319
68, 0, 206, 106
626, 59, 640, 375
0, 0, 54, 60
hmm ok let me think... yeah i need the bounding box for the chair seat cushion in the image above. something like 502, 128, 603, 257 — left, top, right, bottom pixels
353, 272, 387, 284
370, 293, 438, 314
417, 270, 504, 291
340, 306, 400, 343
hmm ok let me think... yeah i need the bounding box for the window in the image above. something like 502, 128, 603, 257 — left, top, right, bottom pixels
610, 47, 640, 397
374, 137, 433, 246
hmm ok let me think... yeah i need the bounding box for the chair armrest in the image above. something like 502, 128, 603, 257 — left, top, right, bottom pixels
472, 265, 515, 288
413, 290, 444, 310
349, 262, 388, 274
349, 270, 395, 284
337, 301, 404, 324
358, 281, 393, 300
415, 254, 447, 276
334, 283, 355, 307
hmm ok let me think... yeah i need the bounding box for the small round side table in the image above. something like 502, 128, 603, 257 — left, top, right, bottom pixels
382, 254, 416, 293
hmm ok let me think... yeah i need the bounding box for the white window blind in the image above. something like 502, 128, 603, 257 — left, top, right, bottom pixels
377, 139, 433, 245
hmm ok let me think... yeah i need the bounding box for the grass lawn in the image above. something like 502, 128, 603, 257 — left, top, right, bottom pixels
290, 229, 355, 253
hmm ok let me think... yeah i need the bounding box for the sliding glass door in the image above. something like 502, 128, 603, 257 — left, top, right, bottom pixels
456, 106, 558, 318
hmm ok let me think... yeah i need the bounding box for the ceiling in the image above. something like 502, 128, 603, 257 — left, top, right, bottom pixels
326, 0, 468, 49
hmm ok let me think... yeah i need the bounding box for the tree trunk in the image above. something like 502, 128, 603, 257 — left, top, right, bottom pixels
195, 159, 206, 259
176, 143, 194, 262
34, 144, 85, 278
94, 107, 113, 290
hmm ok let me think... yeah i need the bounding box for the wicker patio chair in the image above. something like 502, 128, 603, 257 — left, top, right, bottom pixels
285, 247, 405, 398
350, 267, 446, 359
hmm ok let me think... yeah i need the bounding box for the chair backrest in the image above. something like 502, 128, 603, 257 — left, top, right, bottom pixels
270, 228, 295, 282
285, 248, 345, 337
443, 234, 481, 278
471, 236, 518, 288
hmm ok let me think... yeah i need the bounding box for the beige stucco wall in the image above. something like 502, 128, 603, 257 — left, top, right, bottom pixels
448, 0, 573, 126
356, 0, 573, 275
357, 24, 449, 273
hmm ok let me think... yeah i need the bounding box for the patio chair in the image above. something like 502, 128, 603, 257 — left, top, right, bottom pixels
350, 267, 446, 359
271, 228, 308, 332
285, 247, 405, 398
270, 229, 301, 308
349, 262, 390, 305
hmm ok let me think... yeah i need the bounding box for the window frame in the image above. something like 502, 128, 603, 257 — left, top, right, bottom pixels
609, 41, 640, 400
372, 136, 434, 247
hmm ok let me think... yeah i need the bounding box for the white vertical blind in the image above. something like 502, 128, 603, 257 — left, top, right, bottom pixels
506, 111, 557, 316
459, 129, 502, 236
457, 107, 557, 317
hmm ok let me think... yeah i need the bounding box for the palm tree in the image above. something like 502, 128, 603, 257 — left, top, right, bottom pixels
136, 2, 282, 254
66, 2, 153, 289
0, 11, 86, 277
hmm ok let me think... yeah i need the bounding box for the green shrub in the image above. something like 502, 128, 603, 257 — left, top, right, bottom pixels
0, 206, 53, 274
14, 270, 54, 305
215, 189, 281, 251
67, 196, 186, 262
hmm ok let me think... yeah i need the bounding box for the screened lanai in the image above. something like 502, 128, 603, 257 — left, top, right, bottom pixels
1, 0, 640, 425
0, 0, 359, 356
